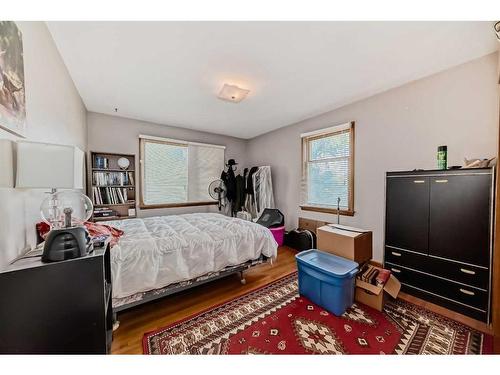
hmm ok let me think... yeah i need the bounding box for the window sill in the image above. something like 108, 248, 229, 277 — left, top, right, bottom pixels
300, 205, 355, 216
140, 201, 217, 210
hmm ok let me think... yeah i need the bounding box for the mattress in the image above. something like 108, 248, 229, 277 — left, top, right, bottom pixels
104, 213, 278, 299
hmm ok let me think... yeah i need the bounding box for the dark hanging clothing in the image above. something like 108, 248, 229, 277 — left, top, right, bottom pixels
221, 168, 236, 203
234, 174, 246, 214
246, 167, 259, 196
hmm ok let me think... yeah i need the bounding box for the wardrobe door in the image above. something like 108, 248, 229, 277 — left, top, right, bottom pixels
386, 176, 430, 254
429, 174, 491, 267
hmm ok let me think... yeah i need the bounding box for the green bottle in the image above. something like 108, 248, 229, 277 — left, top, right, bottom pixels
437, 145, 447, 170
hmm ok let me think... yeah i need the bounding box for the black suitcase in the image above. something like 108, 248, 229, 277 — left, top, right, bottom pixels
284, 229, 316, 252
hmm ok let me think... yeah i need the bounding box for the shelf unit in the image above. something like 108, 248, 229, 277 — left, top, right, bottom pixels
88, 151, 137, 222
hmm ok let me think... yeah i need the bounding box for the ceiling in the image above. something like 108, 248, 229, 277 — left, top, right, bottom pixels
47, 22, 498, 139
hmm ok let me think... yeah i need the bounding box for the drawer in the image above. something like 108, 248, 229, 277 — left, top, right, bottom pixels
400, 284, 488, 322
384, 247, 489, 290
385, 262, 488, 311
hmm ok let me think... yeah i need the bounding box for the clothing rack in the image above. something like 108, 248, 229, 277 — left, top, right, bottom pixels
220, 162, 275, 219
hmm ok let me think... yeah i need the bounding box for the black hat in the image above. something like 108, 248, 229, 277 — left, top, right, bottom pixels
227, 159, 238, 166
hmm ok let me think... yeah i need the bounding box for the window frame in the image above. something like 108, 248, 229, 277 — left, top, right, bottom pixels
300, 121, 355, 216
139, 137, 219, 209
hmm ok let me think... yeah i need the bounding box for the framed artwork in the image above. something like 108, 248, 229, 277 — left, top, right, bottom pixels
0, 21, 26, 137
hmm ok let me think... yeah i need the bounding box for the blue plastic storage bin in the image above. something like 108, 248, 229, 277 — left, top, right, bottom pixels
296, 249, 358, 316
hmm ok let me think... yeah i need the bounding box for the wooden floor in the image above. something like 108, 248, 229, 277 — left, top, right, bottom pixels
111, 246, 496, 354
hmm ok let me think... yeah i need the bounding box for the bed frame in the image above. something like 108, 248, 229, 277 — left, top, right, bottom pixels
36, 225, 272, 315
112, 255, 270, 313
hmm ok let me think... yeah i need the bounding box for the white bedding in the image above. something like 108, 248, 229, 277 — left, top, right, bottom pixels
104, 213, 278, 299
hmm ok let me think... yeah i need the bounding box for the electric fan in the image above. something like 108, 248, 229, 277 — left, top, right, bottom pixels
208, 179, 227, 211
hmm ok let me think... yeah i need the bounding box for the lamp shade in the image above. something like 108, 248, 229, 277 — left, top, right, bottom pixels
16, 141, 84, 189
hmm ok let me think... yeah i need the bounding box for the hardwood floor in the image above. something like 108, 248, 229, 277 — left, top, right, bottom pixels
111, 246, 496, 354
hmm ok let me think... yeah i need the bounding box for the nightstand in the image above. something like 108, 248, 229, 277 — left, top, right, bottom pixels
0, 240, 113, 353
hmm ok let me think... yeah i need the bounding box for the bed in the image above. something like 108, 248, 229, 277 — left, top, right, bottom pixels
102, 213, 278, 311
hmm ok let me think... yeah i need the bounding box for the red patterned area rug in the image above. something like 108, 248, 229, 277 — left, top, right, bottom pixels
143, 272, 493, 355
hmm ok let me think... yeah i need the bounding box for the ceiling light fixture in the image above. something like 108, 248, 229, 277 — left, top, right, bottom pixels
217, 84, 250, 103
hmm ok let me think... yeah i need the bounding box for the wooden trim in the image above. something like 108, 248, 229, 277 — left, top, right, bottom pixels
140, 201, 217, 210
89, 151, 135, 158
139, 138, 145, 207
300, 205, 355, 216
300, 121, 355, 215
493, 54, 500, 349
369, 259, 383, 268
349, 121, 355, 213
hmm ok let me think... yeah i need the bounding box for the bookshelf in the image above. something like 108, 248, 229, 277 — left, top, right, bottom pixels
88, 151, 137, 222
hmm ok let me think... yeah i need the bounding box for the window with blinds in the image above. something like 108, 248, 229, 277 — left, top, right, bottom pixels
140, 137, 225, 207
301, 122, 354, 215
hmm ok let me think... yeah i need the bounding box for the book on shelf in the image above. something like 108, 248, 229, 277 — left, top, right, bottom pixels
93, 186, 131, 205
94, 211, 116, 218
94, 156, 109, 169
92, 171, 134, 186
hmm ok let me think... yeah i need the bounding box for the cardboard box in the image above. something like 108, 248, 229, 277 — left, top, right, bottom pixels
355, 265, 401, 311
317, 224, 372, 264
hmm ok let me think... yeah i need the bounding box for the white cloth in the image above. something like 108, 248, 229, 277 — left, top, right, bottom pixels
104, 213, 278, 298
253, 166, 275, 218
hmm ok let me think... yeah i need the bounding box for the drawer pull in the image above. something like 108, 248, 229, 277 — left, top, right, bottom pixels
459, 288, 475, 296
460, 268, 476, 275
390, 268, 401, 274
413, 180, 425, 184
391, 251, 402, 257
435, 179, 448, 183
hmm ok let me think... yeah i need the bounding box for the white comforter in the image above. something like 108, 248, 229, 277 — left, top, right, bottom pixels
105, 213, 278, 299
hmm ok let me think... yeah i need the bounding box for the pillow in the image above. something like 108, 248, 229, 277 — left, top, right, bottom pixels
36, 221, 124, 247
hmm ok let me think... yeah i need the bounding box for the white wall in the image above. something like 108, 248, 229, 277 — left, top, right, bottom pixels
1, 24, 496, 268
0, 22, 87, 269
246, 52, 499, 262
87, 112, 247, 217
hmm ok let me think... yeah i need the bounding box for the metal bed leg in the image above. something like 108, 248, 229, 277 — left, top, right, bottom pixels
239, 271, 246, 285
112, 312, 120, 331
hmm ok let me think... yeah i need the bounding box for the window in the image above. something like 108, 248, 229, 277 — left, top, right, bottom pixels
139, 136, 225, 208
300, 122, 354, 216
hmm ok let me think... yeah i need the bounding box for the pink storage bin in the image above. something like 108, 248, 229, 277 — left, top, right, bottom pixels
269, 226, 285, 246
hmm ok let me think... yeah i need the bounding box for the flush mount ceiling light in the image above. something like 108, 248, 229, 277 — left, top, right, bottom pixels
217, 84, 250, 103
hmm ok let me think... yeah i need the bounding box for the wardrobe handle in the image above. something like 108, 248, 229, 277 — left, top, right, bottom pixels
413, 180, 425, 184
390, 268, 401, 274
460, 268, 476, 275
459, 288, 475, 296
391, 251, 402, 257
435, 179, 448, 183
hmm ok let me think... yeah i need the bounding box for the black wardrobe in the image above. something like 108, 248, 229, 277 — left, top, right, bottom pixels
384, 168, 494, 322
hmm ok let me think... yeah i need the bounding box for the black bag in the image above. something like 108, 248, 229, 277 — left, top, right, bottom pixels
256, 208, 284, 228
284, 229, 316, 252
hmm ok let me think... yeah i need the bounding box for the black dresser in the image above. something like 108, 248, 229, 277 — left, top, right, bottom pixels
0, 243, 113, 353
384, 168, 494, 322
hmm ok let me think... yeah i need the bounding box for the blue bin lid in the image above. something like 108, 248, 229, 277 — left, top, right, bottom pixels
295, 249, 358, 278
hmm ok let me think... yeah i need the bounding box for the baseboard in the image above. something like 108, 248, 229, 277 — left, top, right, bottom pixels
369, 259, 383, 268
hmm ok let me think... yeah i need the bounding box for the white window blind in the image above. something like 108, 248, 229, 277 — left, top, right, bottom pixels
140, 136, 225, 206
301, 122, 354, 213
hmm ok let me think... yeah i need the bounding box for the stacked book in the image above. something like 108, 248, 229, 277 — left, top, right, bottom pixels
94, 156, 109, 169
94, 207, 116, 219
357, 264, 391, 287
93, 186, 130, 205
93, 171, 134, 186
